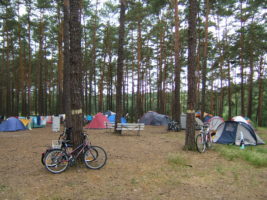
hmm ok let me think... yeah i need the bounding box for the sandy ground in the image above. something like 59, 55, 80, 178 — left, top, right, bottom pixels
0, 125, 266, 200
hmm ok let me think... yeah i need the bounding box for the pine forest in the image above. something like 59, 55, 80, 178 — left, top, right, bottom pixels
0, 0, 266, 127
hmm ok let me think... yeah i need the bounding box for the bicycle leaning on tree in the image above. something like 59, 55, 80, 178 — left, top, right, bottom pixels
43, 132, 107, 174
195, 123, 213, 153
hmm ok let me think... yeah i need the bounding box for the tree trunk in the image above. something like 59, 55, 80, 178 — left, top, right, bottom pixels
184, 0, 197, 151
201, 0, 209, 120
4, 26, 11, 117
172, 0, 181, 124
246, 46, 254, 118
157, 20, 165, 114
37, 15, 44, 115
227, 61, 232, 120
115, 0, 126, 134
57, 3, 64, 114
137, 19, 143, 118
69, 0, 83, 147
256, 57, 263, 126
240, 0, 245, 116
26, 1, 32, 115
63, 0, 72, 128
98, 53, 105, 112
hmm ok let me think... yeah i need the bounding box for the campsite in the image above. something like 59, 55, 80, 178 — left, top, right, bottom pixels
0, 0, 267, 199
0, 125, 266, 200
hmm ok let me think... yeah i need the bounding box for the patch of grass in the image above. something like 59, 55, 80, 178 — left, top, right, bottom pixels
0, 184, 8, 192
131, 178, 138, 185
214, 144, 267, 167
231, 167, 240, 181
215, 166, 225, 175
256, 127, 267, 132
167, 153, 187, 166
48, 196, 63, 200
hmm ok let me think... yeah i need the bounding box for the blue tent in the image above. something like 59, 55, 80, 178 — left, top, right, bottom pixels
30, 116, 46, 128
204, 115, 212, 122
0, 117, 27, 132
108, 115, 127, 123
213, 121, 264, 146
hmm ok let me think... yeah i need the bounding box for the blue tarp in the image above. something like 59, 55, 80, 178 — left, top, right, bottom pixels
108, 115, 127, 123
0, 117, 26, 132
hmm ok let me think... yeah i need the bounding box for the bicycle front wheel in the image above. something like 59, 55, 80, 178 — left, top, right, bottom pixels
196, 134, 206, 153
84, 146, 107, 170
44, 149, 69, 174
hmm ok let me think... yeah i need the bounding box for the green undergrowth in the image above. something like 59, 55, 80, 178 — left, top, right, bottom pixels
214, 144, 267, 167
167, 153, 187, 167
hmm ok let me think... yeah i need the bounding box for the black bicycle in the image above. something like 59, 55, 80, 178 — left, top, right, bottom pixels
41, 127, 73, 165
43, 133, 107, 174
167, 121, 181, 132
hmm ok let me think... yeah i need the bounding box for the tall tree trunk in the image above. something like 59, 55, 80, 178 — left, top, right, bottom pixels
172, 0, 181, 124
4, 26, 11, 117
115, 0, 126, 134
63, 0, 72, 128
256, 57, 263, 126
227, 61, 232, 120
137, 20, 143, 118
184, 0, 197, 151
18, 19, 27, 116
201, 0, 209, 120
57, 3, 64, 114
218, 60, 224, 116
69, 0, 83, 147
131, 29, 135, 120
26, 1, 32, 115
98, 53, 105, 112
37, 14, 44, 115
157, 21, 165, 114
246, 46, 254, 118
240, 0, 245, 116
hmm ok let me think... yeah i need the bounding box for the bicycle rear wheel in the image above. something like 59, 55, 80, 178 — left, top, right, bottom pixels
84, 146, 107, 170
196, 134, 206, 153
44, 149, 69, 174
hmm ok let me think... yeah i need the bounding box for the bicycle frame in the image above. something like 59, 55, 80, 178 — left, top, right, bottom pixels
66, 136, 91, 160
196, 124, 212, 153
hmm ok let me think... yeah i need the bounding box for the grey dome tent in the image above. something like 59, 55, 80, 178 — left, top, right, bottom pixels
207, 116, 224, 132
139, 111, 170, 126
180, 114, 203, 130
213, 121, 264, 146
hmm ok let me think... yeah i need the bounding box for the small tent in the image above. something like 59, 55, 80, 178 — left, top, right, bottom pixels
0, 117, 27, 132
103, 110, 116, 117
139, 111, 170, 126
85, 113, 109, 129
232, 116, 249, 124
46, 116, 53, 124
213, 121, 264, 146
30, 116, 46, 128
207, 116, 224, 131
180, 114, 203, 130
232, 115, 256, 130
108, 114, 127, 123
86, 115, 93, 122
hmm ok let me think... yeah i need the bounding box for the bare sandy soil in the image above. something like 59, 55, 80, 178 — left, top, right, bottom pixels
0, 125, 266, 200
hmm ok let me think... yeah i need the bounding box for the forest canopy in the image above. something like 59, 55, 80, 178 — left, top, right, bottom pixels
0, 0, 266, 126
